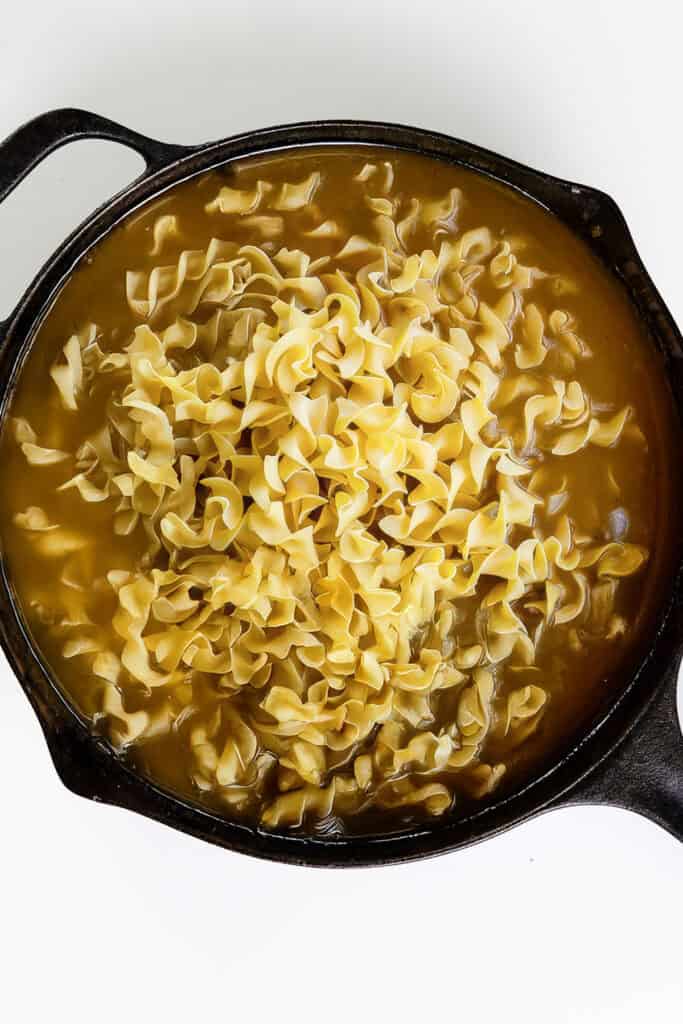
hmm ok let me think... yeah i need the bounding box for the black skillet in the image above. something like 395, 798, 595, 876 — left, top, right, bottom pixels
0, 109, 681, 866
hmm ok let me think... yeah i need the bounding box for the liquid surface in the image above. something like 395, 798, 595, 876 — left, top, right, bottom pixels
0, 147, 674, 832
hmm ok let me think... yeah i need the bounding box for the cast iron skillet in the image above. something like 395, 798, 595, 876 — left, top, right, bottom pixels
0, 109, 682, 867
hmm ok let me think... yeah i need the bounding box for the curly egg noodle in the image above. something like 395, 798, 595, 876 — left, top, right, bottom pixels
8, 156, 651, 828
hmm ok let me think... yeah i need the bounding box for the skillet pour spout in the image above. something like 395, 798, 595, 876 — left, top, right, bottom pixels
0, 108, 682, 867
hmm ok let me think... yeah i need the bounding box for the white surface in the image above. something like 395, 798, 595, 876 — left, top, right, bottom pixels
1, 2, 681, 1021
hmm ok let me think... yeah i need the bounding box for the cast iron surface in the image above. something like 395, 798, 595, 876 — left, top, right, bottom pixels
0, 109, 681, 866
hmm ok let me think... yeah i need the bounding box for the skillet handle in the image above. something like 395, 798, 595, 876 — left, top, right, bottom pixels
0, 106, 188, 207
558, 657, 683, 841
0, 107, 190, 340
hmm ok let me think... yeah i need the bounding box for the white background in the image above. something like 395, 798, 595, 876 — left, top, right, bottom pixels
1, 2, 681, 1021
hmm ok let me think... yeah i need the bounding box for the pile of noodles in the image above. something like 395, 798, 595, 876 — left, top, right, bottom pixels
13, 161, 648, 827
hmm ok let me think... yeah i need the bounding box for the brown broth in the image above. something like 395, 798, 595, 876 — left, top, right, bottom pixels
0, 146, 675, 830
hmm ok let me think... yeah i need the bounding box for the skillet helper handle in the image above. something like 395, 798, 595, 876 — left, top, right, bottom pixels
0, 107, 188, 343
562, 657, 683, 841
0, 106, 187, 207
